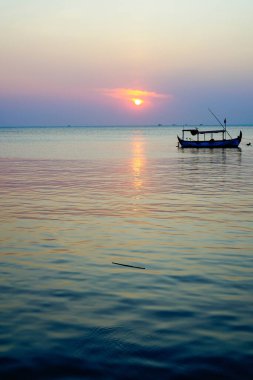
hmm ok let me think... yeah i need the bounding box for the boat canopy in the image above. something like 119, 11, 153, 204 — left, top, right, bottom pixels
184, 128, 225, 136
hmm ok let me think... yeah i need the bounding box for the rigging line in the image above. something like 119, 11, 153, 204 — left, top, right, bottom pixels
208, 108, 225, 128
208, 108, 233, 139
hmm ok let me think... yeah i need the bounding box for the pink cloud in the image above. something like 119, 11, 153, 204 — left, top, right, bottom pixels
99, 88, 172, 102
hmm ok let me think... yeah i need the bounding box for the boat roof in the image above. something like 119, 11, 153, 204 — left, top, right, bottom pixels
183, 128, 225, 134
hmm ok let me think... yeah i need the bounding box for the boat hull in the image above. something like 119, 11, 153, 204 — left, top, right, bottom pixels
177, 131, 242, 148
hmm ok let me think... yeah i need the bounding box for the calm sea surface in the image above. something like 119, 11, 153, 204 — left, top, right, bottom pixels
0, 125, 253, 379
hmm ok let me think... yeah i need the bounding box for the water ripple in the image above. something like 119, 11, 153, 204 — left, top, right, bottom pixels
1, 126, 253, 379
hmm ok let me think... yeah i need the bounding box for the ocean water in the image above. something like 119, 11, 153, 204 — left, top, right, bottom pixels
0, 125, 253, 380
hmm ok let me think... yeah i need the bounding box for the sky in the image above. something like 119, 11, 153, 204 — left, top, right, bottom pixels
0, 0, 253, 126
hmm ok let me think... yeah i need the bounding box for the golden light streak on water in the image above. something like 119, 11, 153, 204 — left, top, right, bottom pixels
131, 136, 146, 191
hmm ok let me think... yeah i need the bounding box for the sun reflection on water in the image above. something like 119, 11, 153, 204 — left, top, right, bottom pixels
131, 137, 146, 191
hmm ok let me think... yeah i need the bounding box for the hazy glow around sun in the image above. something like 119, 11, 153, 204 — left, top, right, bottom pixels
101, 88, 170, 109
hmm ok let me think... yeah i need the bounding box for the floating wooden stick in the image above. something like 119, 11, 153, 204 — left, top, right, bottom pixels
112, 262, 145, 270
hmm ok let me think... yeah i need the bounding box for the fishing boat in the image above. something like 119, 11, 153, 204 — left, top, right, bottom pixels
177, 128, 242, 148
177, 110, 242, 148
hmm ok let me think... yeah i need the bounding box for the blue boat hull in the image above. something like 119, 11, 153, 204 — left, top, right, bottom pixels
178, 131, 242, 148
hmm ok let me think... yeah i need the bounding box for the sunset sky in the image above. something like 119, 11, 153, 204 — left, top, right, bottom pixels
0, 0, 253, 126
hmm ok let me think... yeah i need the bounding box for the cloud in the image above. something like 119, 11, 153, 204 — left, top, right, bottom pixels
99, 88, 171, 102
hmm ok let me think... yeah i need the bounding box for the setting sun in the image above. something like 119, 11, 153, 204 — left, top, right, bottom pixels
132, 98, 144, 106
101, 88, 170, 112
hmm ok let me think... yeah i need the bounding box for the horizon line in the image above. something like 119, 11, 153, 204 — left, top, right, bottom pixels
0, 123, 253, 128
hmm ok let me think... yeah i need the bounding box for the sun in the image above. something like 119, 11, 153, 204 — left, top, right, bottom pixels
132, 98, 144, 106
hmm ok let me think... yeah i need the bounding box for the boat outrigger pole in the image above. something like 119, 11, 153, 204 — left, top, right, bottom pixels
208, 108, 225, 128
208, 108, 232, 139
